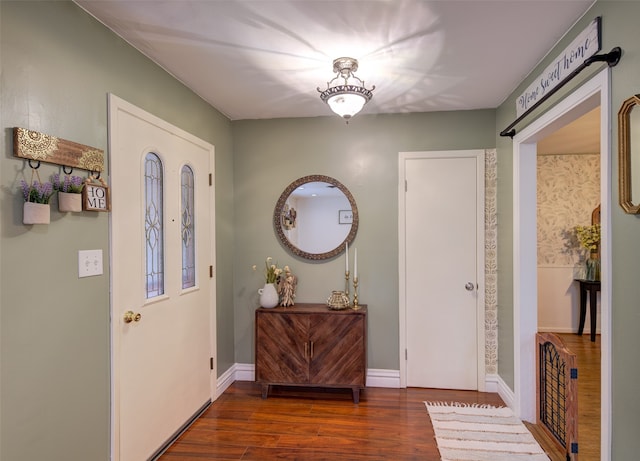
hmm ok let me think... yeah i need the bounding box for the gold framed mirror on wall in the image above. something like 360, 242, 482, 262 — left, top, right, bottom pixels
618, 94, 640, 214
274, 175, 358, 260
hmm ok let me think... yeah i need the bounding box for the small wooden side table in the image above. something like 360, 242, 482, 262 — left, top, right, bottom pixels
574, 279, 601, 342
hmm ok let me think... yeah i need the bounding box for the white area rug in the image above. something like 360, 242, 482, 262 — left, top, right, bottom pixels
424, 402, 550, 461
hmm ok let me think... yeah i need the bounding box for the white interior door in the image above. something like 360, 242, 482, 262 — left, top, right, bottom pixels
401, 150, 484, 390
109, 95, 216, 460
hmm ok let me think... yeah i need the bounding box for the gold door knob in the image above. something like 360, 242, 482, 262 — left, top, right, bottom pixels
123, 310, 142, 323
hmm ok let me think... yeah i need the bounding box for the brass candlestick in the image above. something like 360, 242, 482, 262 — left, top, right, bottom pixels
345, 270, 350, 298
352, 276, 360, 310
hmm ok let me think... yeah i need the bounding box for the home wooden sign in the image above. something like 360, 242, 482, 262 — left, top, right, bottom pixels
83, 177, 110, 212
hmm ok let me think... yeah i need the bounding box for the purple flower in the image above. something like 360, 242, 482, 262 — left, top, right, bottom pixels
20, 180, 30, 201
39, 181, 53, 199
51, 173, 84, 193
51, 173, 61, 189
20, 180, 55, 203
71, 175, 83, 188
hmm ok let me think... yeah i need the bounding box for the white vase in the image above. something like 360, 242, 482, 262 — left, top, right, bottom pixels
58, 191, 82, 212
258, 283, 279, 308
23, 202, 50, 225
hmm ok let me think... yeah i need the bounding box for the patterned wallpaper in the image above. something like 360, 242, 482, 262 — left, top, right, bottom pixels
484, 149, 498, 375
537, 154, 600, 266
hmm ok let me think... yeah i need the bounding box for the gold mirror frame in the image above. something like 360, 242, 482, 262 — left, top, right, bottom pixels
274, 175, 358, 260
618, 94, 640, 214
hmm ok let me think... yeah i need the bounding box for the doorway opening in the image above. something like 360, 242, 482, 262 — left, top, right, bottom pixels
513, 69, 611, 460
536, 107, 601, 459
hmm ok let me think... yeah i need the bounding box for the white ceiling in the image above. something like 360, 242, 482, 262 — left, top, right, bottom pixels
74, 0, 596, 121
538, 107, 600, 155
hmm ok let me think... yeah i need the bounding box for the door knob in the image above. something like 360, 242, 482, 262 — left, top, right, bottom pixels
465, 282, 475, 291
123, 310, 142, 323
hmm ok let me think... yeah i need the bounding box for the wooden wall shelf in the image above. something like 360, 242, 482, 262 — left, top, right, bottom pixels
13, 127, 104, 173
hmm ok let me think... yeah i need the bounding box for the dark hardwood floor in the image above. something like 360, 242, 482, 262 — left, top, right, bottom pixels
161, 334, 599, 461
160, 334, 600, 461
160, 382, 505, 460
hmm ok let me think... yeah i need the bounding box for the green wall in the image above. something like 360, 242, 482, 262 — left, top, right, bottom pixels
0, 2, 234, 460
4, 0, 640, 460
231, 112, 496, 368
495, 1, 640, 458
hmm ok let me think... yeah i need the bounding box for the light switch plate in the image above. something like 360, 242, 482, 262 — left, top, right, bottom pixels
78, 249, 103, 278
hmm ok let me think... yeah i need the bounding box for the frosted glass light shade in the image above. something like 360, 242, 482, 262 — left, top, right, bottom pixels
327, 93, 367, 119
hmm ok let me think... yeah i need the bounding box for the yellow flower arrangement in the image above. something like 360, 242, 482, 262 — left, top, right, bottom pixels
575, 224, 600, 251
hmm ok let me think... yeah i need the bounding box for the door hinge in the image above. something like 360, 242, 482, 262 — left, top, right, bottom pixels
570, 368, 578, 379
210, 357, 214, 370
209, 173, 212, 186
405, 349, 408, 360
209, 265, 213, 278
405, 180, 408, 192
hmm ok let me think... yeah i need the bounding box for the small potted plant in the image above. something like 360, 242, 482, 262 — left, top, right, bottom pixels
20, 179, 54, 224
51, 173, 84, 212
253, 257, 283, 308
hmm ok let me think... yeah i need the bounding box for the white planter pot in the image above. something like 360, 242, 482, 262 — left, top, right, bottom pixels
258, 283, 279, 308
58, 191, 82, 212
23, 202, 50, 225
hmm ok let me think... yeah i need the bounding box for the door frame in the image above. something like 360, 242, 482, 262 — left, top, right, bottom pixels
107, 94, 217, 460
398, 150, 486, 390
512, 69, 611, 459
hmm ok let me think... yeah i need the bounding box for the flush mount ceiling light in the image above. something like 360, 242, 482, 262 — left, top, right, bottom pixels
317, 57, 375, 122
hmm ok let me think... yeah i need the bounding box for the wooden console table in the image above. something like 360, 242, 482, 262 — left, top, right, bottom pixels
574, 279, 600, 342
255, 303, 367, 403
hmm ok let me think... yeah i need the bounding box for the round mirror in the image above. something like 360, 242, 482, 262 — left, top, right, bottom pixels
274, 175, 358, 260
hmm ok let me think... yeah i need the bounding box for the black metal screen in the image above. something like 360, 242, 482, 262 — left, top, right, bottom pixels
539, 341, 568, 448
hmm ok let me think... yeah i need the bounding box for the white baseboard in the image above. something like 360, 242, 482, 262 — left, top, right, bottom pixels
484, 374, 499, 393
486, 373, 515, 409
215, 363, 255, 398
225, 364, 401, 388
366, 368, 401, 388
234, 363, 255, 382
221, 365, 509, 396
215, 364, 236, 398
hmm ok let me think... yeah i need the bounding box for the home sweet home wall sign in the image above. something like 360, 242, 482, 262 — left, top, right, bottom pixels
516, 17, 601, 117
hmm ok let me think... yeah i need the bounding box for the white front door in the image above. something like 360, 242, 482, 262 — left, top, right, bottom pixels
400, 150, 484, 390
109, 95, 216, 460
